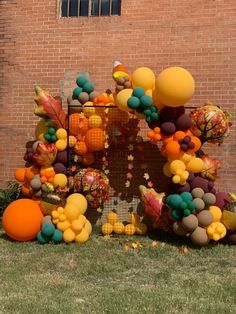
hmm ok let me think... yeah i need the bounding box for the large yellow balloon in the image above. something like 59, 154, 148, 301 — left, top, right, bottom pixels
115, 88, 133, 112
132, 67, 155, 91
66, 193, 88, 215
155, 67, 195, 107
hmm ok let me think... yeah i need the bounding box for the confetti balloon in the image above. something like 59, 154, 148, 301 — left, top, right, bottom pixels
73, 168, 110, 208
189, 103, 231, 144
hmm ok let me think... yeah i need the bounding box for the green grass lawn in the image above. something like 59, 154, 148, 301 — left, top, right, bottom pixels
0, 227, 236, 314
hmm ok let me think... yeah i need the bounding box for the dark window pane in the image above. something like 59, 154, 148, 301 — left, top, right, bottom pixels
61, 0, 68, 17
101, 0, 110, 16
69, 0, 78, 16
112, 0, 121, 15
80, 0, 89, 16
91, 0, 99, 16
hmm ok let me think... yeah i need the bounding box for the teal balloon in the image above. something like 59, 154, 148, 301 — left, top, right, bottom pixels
166, 194, 182, 208
52, 229, 63, 243
171, 209, 182, 220
50, 134, 57, 142
143, 109, 152, 117
48, 128, 56, 135
133, 87, 145, 98
127, 96, 140, 109
150, 106, 157, 112
44, 133, 51, 141
140, 95, 152, 108
181, 192, 192, 202
41, 223, 55, 237
83, 82, 94, 93
37, 232, 50, 244
76, 76, 88, 87
73, 87, 83, 98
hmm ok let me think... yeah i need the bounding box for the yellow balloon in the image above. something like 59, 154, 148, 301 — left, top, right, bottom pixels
66, 193, 88, 214
53, 173, 67, 188
209, 206, 222, 222
169, 160, 186, 174
63, 228, 75, 243
132, 67, 155, 91
55, 139, 67, 151
35, 119, 49, 142
163, 163, 172, 177
75, 229, 89, 243
71, 219, 83, 233
155, 67, 195, 107
56, 128, 67, 140
88, 114, 103, 128
115, 88, 133, 112
84, 220, 92, 235
83, 101, 96, 117
64, 203, 80, 222
186, 157, 204, 173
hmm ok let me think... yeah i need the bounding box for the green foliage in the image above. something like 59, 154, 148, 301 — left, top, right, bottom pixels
0, 181, 21, 214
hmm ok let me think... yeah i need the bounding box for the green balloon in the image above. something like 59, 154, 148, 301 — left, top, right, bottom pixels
146, 116, 152, 123
179, 201, 187, 210
127, 96, 140, 109
52, 229, 63, 243
150, 106, 157, 112
83, 82, 94, 94
151, 112, 159, 121
76, 76, 88, 87
133, 87, 145, 98
140, 95, 152, 108
183, 208, 191, 216
143, 109, 152, 117
73, 87, 83, 98
187, 200, 196, 212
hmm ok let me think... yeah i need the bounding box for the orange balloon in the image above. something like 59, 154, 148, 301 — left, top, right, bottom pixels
173, 131, 187, 141
69, 113, 89, 136
25, 166, 39, 181
2, 199, 43, 241
85, 128, 105, 152
21, 184, 32, 197
190, 136, 202, 153
165, 141, 180, 157
14, 168, 26, 182
74, 141, 88, 156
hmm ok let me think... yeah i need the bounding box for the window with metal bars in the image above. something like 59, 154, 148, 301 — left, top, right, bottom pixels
60, 0, 121, 17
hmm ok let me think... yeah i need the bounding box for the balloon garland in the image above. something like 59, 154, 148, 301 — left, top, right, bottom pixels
2, 61, 235, 247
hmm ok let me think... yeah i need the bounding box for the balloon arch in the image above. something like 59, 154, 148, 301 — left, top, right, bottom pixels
2, 62, 236, 246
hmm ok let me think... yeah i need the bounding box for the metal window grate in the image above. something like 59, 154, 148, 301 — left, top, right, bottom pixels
61, 0, 121, 17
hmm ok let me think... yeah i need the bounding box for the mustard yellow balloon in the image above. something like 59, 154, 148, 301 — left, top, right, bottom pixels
132, 67, 155, 91
88, 114, 103, 128
63, 228, 75, 243
84, 220, 92, 235
186, 157, 204, 173
155, 67, 195, 107
56, 128, 67, 140
209, 206, 222, 222
115, 88, 133, 112
53, 173, 68, 188
75, 229, 89, 244
66, 193, 88, 214
83, 101, 96, 117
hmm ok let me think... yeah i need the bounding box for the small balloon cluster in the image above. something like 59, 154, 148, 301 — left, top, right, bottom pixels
101, 211, 147, 236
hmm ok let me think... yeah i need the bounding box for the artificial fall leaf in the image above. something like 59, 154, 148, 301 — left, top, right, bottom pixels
97, 207, 103, 213
178, 246, 189, 254
104, 169, 110, 175
126, 172, 133, 180
33, 142, 57, 167
132, 242, 139, 249
143, 173, 150, 180
104, 142, 109, 149
125, 181, 131, 188
103, 235, 110, 240
124, 244, 131, 252
34, 86, 67, 128
151, 241, 158, 247
147, 181, 153, 188
127, 154, 134, 161
128, 144, 134, 151
160, 242, 166, 248
127, 163, 134, 170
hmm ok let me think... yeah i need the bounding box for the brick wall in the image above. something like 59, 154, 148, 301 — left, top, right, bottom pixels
0, 0, 236, 192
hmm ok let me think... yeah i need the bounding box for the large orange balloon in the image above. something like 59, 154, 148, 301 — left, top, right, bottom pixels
2, 199, 43, 241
